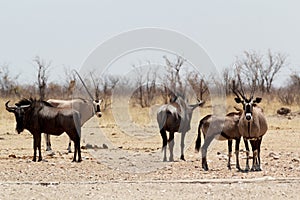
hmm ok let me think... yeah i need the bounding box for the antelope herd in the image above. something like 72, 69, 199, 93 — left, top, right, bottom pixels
5, 80, 268, 172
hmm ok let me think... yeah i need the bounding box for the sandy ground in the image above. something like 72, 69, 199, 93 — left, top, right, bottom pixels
0, 110, 300, 199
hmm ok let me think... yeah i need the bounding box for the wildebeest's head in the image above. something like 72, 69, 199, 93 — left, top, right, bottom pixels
5, 99, 32, 134
93, 99, 102, 118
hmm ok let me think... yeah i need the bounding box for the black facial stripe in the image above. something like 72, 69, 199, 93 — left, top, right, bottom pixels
245, 104, 251, 113
96, 105, 101, 112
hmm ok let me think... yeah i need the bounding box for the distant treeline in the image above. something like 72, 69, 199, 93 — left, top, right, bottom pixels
1, 51, 300, 107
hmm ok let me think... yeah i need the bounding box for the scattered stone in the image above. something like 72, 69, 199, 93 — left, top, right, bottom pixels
269, 152, 280, 160
277, 107, 291, 115
103, 144, 108, 149
83, 144, 93, 149
8, 154, 16, 158
292, 158, 300, 163
46, 151, 55, 156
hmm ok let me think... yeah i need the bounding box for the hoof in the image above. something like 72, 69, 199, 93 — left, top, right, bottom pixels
202, 164, 209, 171
227, 164, 231, 170
180, 155, 186, 161
202, 166, 209, 171
256, 168, 262, 171
243, 169, 249, 173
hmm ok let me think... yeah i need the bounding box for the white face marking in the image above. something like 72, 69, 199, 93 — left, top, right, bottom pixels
93, 100, 102, 117
245, 113, 252, 120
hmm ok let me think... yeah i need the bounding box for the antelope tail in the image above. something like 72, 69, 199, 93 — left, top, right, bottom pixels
195, 119, 203, 152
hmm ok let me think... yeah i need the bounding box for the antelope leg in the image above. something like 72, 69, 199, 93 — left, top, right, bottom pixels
180, 132, 186, 161
168, 132, 175, 162
227, 139, 233, 170
235, 138, 241, 171
243, 138, 250, 172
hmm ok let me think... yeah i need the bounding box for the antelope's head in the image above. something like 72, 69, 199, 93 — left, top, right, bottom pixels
93, 99, 102, 118
233, 89, 262, 121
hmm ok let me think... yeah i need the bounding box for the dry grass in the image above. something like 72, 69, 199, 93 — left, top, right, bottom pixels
99, 95, 300, 131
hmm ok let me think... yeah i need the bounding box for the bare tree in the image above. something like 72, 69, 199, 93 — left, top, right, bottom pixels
132, 63, 158, 107
222, 67, 235, 95
33, 56, 51, 100
0, 65, 20, 97
234, 50, 286, 93
278, 72, 300, 105
102, 74, 119, 110
264, 50, 287, 93
63, 67, 76, 98
187, 72, 208, 100
163, 55, 185, 96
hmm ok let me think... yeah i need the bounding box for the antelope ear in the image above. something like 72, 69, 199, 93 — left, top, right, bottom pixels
254, 97, 262, 103
234, 97, 242, 104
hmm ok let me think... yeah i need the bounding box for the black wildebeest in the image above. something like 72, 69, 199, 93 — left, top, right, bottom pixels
195, 108, 250, 171
6, 98, 82, 162
157, 95, 205, 161
233, 89, 268, 171
45, 98, 102, 152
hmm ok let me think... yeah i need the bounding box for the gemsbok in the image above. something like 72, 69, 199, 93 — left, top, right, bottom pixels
233, 89, 268, 171
157, 95, 205, 162
45, 98, 102, 152
6, 98, 82, 162
45, 69, 102, 153
195, 108, 249, 171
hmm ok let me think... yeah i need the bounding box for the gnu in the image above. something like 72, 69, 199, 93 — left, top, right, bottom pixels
6, 98, 82, 162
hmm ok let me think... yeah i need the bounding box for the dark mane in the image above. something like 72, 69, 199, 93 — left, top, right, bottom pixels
15, 98, 33, 106
15, 98, 54, 107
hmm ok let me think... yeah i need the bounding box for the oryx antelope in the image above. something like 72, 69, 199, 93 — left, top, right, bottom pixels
157, 95, 205, 161
45, 98, 102, 152
195, 109, 249, 171
6, 98, 82, 162
45, 70, 102, 153
233, 89, 268, 171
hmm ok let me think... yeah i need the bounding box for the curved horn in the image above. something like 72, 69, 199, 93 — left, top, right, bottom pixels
5, 101, 16, 112
72, 70, 94, 101
20, 104, 31, 108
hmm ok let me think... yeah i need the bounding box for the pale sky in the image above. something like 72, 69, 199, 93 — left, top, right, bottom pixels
0, 0, 299, 87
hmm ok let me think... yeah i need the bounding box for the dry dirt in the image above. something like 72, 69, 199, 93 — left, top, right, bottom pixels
0, 106, 300, 199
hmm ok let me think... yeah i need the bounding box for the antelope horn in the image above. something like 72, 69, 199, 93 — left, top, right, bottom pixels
232, 89, 241, 99
5, 101, 16, 112
250, 82, 256, 99
72, 70, 94, 101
